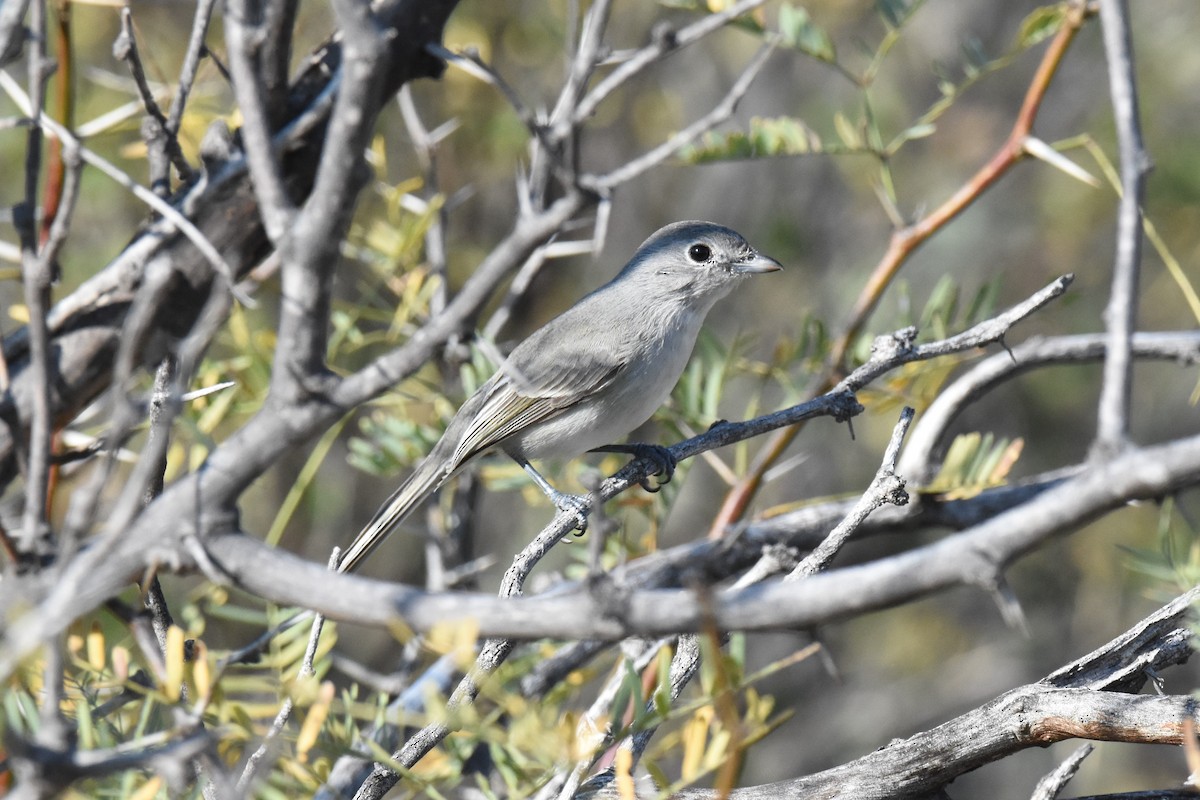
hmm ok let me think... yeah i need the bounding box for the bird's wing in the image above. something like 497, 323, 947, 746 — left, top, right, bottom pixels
450, 339, 627, 464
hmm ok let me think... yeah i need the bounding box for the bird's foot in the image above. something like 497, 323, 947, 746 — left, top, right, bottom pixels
588, 443, 677, 493
628, 443, 676, 493
548, 489, 591, 535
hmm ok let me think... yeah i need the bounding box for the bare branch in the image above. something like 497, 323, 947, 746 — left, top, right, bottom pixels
574, 0, 769, 125
787, 406, 912, 579
267, 0, 394, 392
1095, 0, 1151, 451
178, 430, 1200, 645
899, 331, 1200, 484
584, 43, 773, 191
112, 7, 191, 193
15, 0, 50, 552
164, 0, 217, 143
1030, 743, 1093, 800
656, 588, 1199, 799
837, 274, 1074, 394
225, 0, 297, 242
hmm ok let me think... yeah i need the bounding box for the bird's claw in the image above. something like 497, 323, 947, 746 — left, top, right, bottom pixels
550, 491, 591, 535
629, 443, 676, 493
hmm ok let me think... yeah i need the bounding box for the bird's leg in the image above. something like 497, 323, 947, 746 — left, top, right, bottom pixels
518, 459, 591, 534
590, 443, 676, 493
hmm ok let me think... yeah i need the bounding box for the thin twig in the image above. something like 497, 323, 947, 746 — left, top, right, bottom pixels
16, 0, 50, 551
482, 244, 557, 340
39, 0, 72, 250
34, 136, 81, 283
1094, 0, 1150, 452
237, 550, 336, 793
1029, 742, 1093, 800
584, 43, 774, 191
113, 7, 178, 194
0, 72, 250, 304
787, 406, 913, 578
225, 0, 296, 242
139, 358, 178, 658
396, 86, 451, 316
898, 331, 1200, 484
545, 0, 613, 183
574, 0, 769, 125
425, 43, 545, 154
165, 0, 216, 149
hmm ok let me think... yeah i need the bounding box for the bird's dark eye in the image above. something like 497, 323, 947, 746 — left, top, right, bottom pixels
687, 243, 712, 263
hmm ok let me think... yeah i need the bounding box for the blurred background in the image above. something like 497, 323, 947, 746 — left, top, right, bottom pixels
2, 0, 1199, 796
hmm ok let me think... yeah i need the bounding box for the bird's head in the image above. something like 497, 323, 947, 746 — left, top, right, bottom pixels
620, 221, 782, 304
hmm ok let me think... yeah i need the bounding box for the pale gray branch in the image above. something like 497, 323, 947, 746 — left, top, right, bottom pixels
898, 331, 1200, 484
1095, 0, 1150, 452
574, 0, 769, 124
653, 588, 1200, 799
180, 431, 1200, 644
787, 406, 912, 579
584, 43, 773, 191
225, 0, 297, 242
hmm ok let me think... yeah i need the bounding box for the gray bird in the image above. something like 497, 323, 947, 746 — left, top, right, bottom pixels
338, 221, 781, 573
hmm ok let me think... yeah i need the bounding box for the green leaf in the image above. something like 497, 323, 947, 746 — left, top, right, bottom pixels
875, 0, 917, 28
925, 432, 1024, 498
609, 662, 638, 727
888, 122, 936, 150
833, 112, 862, 149
919, 275, 960, 339
965, 277, 1001, 327
678, 116, 823, 163
961, 37, 988, 78
1015, 4, 1066, 49
779, 3, 836, 61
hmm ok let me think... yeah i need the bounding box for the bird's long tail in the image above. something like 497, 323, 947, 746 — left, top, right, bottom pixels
337, 456, 451, 574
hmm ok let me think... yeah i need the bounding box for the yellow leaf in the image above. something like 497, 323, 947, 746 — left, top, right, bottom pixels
129, 776, 163, 800
986, 438, 1024, 484
9, 304, 28, 323
426, 619, 479, 668
191, 641, 212, 703
165, 625, 185, 701
680, 705, 713, 781
615, 747, 636, 799
833, 112, 861, 149
86, 622, 106, 672
112, 645, 130, 681
297, 681, 336, 763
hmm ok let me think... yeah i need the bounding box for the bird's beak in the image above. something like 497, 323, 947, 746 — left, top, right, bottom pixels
732, 252, 783, 274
